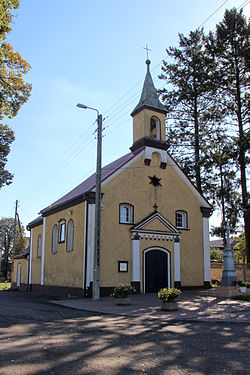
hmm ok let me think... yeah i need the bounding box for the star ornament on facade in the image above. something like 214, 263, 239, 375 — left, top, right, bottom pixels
148, 175, 162, 187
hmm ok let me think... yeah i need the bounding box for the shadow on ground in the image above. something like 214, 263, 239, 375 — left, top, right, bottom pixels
0, 291, 249, 375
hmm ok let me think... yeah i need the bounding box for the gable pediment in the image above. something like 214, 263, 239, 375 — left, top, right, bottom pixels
131, 212, 180, 237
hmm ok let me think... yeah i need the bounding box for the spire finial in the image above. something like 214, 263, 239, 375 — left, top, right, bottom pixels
143, 44, 151, 60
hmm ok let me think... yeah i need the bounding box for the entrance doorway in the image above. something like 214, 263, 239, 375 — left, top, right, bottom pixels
144, 248, 170, 292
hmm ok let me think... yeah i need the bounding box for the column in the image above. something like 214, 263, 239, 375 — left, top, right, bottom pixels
28, 228, 33, 285
41, 216, 46, 285
201, 207, 211, 288
132, 234, 140, 292
174, 237, 181, 289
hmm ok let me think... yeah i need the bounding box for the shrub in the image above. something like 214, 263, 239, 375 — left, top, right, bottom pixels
237, 280, 250, 288
158, 288, 181, 302
111, 284, 136, 298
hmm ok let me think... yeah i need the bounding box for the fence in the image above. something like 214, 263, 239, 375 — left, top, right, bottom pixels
211, 261, 250, 282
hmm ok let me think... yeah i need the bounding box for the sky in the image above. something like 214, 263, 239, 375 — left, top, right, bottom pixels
0, 0, 249, 235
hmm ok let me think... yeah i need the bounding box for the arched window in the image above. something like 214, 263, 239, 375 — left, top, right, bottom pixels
119, 203, 134, 224
66, 219, 74, 251
52, 224, 58, 253
58, 219, 66, 243
150, 116, 161, 140
37, 234, 42, 258
175, 210, 188, 229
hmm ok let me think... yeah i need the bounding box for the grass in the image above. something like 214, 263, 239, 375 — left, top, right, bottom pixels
232, 294, 250, 301
0, 282, 11, 291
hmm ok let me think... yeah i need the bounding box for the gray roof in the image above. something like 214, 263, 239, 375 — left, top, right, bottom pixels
15, 247, 30, 259
131, 59, 167, 117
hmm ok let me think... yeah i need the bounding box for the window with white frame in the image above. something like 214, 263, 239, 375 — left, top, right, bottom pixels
37, 234, 42, 258
66, 219, 74, 251
58, 219, 66, 242
51, 224, 58, 253
119, 204, 133, 224
175, 210, 188, 229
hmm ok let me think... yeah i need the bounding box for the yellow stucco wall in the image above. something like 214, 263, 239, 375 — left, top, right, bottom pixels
13, 258, 29, 285
43, 202, 85, 288
133, 109, 166, 143
100, 151, 204, 289
31, 225, 42, 284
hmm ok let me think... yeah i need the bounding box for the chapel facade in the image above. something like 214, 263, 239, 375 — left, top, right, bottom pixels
12, 60, 212, 296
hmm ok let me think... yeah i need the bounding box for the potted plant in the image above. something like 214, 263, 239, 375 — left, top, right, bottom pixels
111, 284, 136, 305
237, 280, 247, 293
158, 288, 182, 311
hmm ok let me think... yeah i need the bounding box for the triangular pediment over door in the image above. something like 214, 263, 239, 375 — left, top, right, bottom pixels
131, 212, 180, 241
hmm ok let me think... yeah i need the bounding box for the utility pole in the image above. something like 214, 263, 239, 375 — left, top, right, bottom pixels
76, 103, 102, 300
13, 200, 18, 258
92, 114, 102, 300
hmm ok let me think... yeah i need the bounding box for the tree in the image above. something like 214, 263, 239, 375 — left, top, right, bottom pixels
0, 217, 25, 280
159, 29, 222, 195
233, 234, 247, 264
207, 8, 250, 261
0, 0, 31, 189
0, 123, 15, 188
206, 128, 241, 243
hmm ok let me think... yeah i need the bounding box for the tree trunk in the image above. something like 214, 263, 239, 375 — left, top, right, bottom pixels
235, 61, 249, 262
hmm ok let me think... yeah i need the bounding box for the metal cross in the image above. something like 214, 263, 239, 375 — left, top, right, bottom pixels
153, 204, 158, 212
143, 44, 152, 59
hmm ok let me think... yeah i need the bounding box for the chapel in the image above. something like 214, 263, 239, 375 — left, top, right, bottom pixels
12, 60, 212, 296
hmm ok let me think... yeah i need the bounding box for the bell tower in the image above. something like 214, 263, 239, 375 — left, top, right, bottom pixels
130, 60, 167, 147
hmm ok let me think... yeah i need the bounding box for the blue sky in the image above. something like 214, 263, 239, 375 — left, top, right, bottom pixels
1, 0, 249, 233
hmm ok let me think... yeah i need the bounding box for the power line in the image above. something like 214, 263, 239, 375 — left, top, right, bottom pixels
197, 0, 230, 29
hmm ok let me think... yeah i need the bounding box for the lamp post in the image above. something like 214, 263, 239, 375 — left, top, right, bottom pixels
77, 103, 102, 300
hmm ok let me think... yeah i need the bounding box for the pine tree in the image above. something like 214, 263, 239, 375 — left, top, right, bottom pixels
207, 8, 250, 261
159, 29, 222, 195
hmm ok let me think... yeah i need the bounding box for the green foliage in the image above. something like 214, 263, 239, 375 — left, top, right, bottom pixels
111, 284, 136, 298
232, 294, 250, 301
210, 247, 223, 261
158, 288, 181, 302
0, 281, 11, 290
160, 8, 249, 255
0, 123, 14, 188
237, 280, 250, 288
207, 8, 250, 260
0, 217, 25, 279
233, 234, 247, 263
0, 0, 31, 189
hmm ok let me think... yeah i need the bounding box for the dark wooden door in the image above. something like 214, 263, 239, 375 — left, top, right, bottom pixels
145, 250, 168, 292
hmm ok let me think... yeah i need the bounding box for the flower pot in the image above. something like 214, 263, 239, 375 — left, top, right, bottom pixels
240, 286, 247, 293
161, 301, 178, 311
115, 296, 131, 305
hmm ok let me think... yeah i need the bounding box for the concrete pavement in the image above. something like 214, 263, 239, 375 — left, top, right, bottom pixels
50, 290, 250, 323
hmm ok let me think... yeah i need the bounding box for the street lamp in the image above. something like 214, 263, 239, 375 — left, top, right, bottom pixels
77, 103, 102, 300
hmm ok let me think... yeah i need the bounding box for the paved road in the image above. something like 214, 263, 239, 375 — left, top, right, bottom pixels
0, 290, 249, 375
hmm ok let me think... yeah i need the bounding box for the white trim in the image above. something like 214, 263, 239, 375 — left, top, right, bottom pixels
28, 228, 33, 285
143, 247, 171, 293
131, 211, 180, 234
166, 153, 211, 208
16, 263, 21, 287
174, 241, 180, 282
86, 203, 95, 287
132, 238, 140, 281
41, 217, 46, 286
143, 146, 168, 166
82, 201, 87, 289
203, 217, 211, 282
